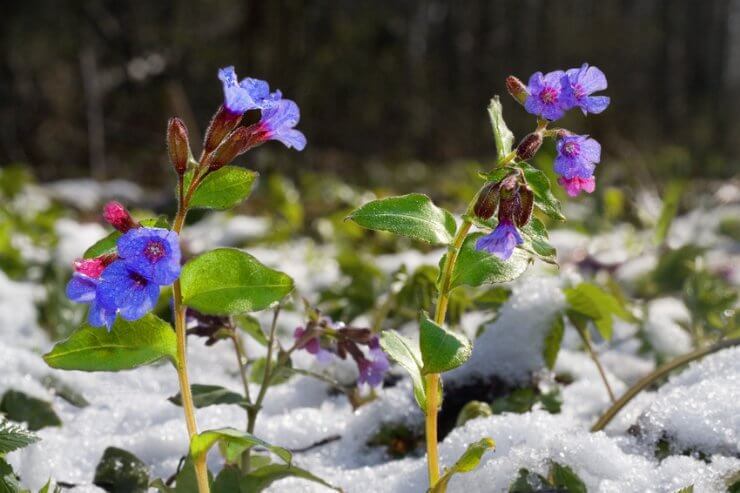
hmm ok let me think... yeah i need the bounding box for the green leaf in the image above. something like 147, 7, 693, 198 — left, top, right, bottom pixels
346, 193, 457, 245
565, 283, 635, 340
241, 464, 342, 492
518, 163, 565, 221
520, 218, 557, 264
430, 438, 495, 493
38, 478, 63, 493
488, 96, 514, 160
43, 313, 178, 371
41, 375, 89, 408
379, 330, 426, 409
190, 428, 292, 465
654, 180, 685, 245
235, 315, 268, 346
168, 384, 246, 409
0, 418, 39, 453
93, 447, 150, 493
0, 458, 22, 493
212, 466, 241, 493
448, 233, 530, 291
186, 166, 258, 210
0, 390, 61, 431
455, 401, 493, 427
249, 357, 293, 386
84, 216, 169, 258
508, 468, 549, 492
181, 248, 294, 315
550, 463, 587, 493
478, 167, 513, 184
542, 314, 565, 370
419, 317, 472, 374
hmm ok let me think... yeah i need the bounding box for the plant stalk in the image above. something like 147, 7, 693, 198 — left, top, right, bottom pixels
425, 219, 472, 488
172, 179, 210, 493
577, 327, 616, 403
591, 337, 740, 432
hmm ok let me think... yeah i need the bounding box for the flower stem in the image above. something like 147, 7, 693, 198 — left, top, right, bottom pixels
172, 189, 210, 493
591, 337, 740, 432
425, 219, 473, 489
576, 326, 616, 403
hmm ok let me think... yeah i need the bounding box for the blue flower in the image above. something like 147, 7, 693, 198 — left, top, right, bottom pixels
66, 273, 116, 330
524, 70, 566, 121
117, 228, 181, 286
97, 260, 161, 322
475, 221, 523, 260
218, 66, 281, 115
561, 64, 610, 115
357, 337, 390, 387
255, 99, 307, 150
554, 134, 601, 179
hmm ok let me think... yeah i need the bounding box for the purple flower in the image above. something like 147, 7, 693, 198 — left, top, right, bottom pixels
66, 273, 116, 330
117, 228, 181, 286
96, 260, 161, 322
524, 70, 566, 121
294, 327, 333, 363
554, 134, 601, 179
218, 66, 281, 116
558, 176, 596, 197
475, 220, 523, 260
254, 99, 306, 150
357, 337, 389, 387
561, 64, 610, 115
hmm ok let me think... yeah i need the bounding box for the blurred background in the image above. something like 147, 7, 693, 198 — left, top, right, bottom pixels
2, 0, 740, 187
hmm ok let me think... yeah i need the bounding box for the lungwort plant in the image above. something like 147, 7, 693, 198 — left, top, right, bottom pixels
42, 66, 339, 493
347, 64, 611, 491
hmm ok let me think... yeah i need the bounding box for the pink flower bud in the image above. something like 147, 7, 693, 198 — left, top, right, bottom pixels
103, 201, 139, 233
506, 76, 528, 105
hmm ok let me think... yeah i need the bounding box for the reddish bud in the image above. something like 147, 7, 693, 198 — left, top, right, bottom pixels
203, 106, 243, 154
515, 132, 543, 161
74, 258, 105, 278
167, 117, 190, 175
473, 181, 501, 220
208, 126, 251, 171
516, 185, 534, 227
103, 201, 139, 233
506, 76, 528, 105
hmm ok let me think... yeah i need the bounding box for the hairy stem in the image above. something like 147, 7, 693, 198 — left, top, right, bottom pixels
591, 337, 740, 432
172, 183, 210, 493
425, 219, 473, 488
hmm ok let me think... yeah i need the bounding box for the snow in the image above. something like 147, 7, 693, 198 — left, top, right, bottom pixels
2, 195, 740, 492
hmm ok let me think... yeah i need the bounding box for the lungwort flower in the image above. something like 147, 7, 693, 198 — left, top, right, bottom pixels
218, 66, 281, 116
561, 63, 610, 115
476, 220, 523, 261
554, 134, 601, 180
96, 260, 161, 324
524, 70, 566, 121
66, 272, 117, 329
250, 99, 307, 150
558, 176, 596, 197
357, 337, 390, 387
116, 228, 181, 285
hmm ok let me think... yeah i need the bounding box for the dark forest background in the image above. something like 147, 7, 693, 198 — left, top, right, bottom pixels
1, 0, 739, 186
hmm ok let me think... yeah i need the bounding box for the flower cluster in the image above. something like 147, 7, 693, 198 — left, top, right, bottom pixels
474, 174, 534, 260
203, 66, 305, 167
512, 63, 609, 197
66, 202, 181, 330
293, 314, 389, 387
475, 63, 609, 261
